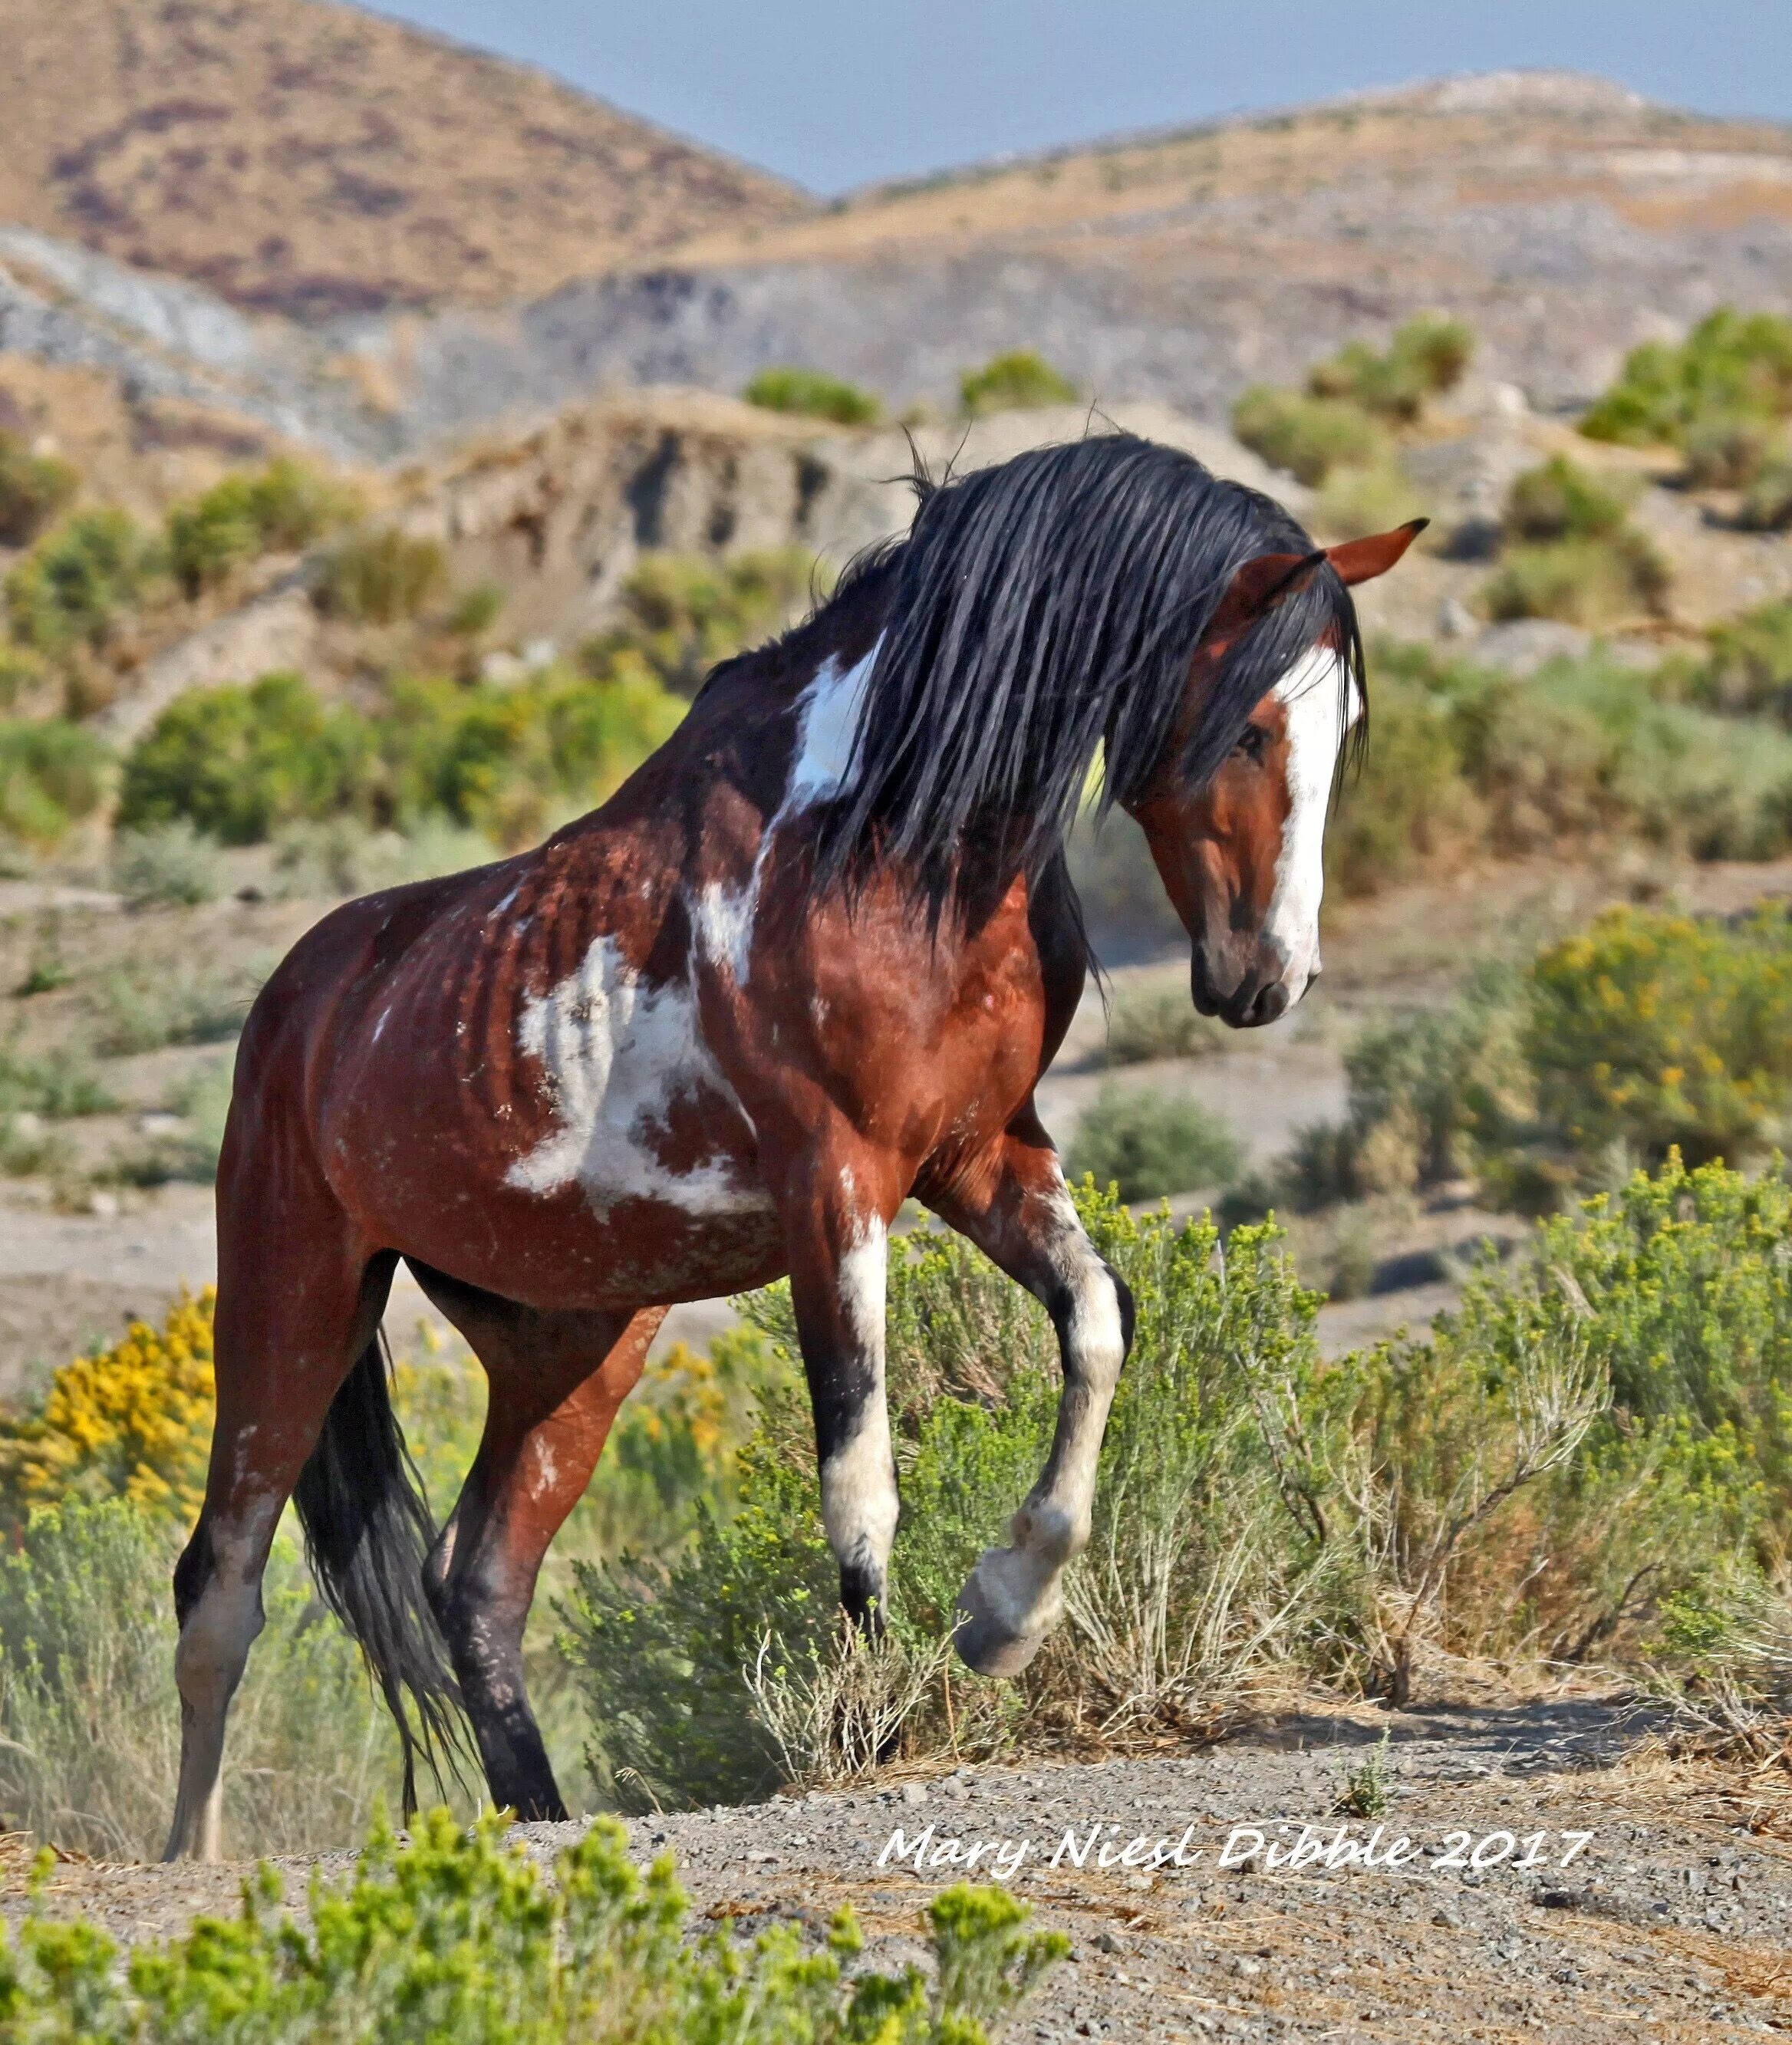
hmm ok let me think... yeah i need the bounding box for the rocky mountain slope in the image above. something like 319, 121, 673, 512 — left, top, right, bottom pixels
0, 0, 805, 320
6, 68, 1792, 465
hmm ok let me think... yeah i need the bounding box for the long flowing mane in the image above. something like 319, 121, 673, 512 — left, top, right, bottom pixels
796, 432, 1364, 910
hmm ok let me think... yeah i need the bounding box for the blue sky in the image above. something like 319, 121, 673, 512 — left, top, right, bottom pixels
371, 0, 1791, 193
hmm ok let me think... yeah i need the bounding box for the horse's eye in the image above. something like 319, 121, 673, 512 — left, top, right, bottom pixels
1233, 723, 1270, 764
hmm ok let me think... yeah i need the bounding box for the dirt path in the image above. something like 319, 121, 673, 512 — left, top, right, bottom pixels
11, 1702, 1791, 2040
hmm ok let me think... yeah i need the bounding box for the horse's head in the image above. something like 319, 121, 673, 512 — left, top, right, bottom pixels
1124, 522, 1423, 1029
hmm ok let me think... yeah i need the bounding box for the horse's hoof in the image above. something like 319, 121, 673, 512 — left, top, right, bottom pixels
954, 1550, 1057, 1677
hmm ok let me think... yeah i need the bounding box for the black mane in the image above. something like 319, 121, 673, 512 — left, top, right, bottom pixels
795, 432, 1362, 912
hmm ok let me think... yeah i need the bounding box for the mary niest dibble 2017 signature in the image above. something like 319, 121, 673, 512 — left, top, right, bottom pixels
878, 1819, 1596, 1885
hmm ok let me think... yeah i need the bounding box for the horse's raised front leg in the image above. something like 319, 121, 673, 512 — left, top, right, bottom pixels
931, 1115, 1135, 1675
777, 1144, 902, 1628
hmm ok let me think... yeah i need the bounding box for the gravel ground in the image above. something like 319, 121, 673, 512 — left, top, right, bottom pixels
12, 1700, 1792, 2040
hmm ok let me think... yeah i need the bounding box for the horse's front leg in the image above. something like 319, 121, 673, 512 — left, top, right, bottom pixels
778, 1143, 902, 1628
930, 1117, 1135, 1675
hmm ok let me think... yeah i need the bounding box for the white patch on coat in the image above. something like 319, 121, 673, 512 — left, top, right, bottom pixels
688, 640, 882, 989
506, 934, 769, 1217
1263, 647, 1359, 998
819, 1213, 899, 1572
789, 641, 878, 807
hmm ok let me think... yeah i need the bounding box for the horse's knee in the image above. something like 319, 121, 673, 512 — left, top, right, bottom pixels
173, 1572, 264, 1716
1060, 1255, 1130, 1384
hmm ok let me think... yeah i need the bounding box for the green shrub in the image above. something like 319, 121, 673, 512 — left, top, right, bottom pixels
1738, 453, 1792, 532
1680, 411, 1779, 489
371, 665, 685, 846
1581, 307, 1792, 452
959, 349, 1078, 417
743, 364, 881, 423
1066, 1080, 1242, 1200
1325, 641, 1792, 889
109, 820, 224, 907
562, 1192, 1336, 1806
1306, 314, 1474, 423
0, 1497, 401, 1859
1358, 1157, 1792, 1691
120, 664, 687, 851
270, 814, 493, 899
0, 1805, 1063, 2044
1481, 458, 1667, 627
593, 549, 821, 697
1480, 532, 1668, 627
1459, 655, 1792, 859
1101, 982, 1224, 1064
0, 432, 77, 548
1503, 456, 1633, 543
1691, 600, 1792, 719
0, 1033, 110, 1119
565, 1161, 1792, 1795
1325, 661, 1476, 895
0, 644, 49, 713
446, 579, 505, 637
1230, 386, 1386, 484
1253, 970, 1530, 1214
165, 456, 357, 594
119, 669, 357, 845
0, 718, 110, 848
87, 953, 262, 1056
312, 525, 448, 624
107, 1059, 235, 1187
1526, 904, 1792, 1171
5, 509, 156, 654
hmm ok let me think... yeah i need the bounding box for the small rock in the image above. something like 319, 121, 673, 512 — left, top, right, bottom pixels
1093, 1931, 1122, 1954
901, 1782, 928, 1806
88, 1190, 119, 1217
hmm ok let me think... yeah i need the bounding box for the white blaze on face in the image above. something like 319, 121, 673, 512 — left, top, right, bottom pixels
1264, 646, 1359, 999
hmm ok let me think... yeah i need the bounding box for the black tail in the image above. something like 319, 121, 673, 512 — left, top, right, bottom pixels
292, 1332, 469, 1815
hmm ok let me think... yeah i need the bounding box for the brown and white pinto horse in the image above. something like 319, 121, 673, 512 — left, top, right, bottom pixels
164, 434, 1421, 1857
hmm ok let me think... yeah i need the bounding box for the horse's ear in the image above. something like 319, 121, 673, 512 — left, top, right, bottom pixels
1324, 519, 1428, 586
1209, 548, 1328, 633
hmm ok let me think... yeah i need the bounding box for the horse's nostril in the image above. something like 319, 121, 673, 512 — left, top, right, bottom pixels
1251, 982, 1290, 1026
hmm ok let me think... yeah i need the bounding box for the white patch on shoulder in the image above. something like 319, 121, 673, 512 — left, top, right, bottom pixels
688, 637, 882, 988
506, 934, 769, 1218
1264, 647, 1358, 998
789, 641, 878, 808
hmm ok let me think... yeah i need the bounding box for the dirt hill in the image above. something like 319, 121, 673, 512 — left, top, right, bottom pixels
5, 69, 1792, 458
0, 0, 807, 320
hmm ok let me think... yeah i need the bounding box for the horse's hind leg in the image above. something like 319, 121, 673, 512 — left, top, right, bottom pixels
406, 1265, 664, 1819
165, 1203, 394, 1862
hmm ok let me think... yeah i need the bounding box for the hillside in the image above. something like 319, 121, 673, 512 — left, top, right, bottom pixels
5, 70, 1792, 459
0, 0, 806, 320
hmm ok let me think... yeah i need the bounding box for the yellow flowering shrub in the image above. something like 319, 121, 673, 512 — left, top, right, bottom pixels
0, 1288, 216, 1529
0, 1294, 496, 1536
1527, 904, 1792, 1167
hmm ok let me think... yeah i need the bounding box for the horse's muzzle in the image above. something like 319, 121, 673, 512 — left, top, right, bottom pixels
1191, 950, 1298, 1029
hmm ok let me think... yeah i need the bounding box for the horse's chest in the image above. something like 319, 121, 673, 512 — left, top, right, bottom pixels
504, 936, 770, 1221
